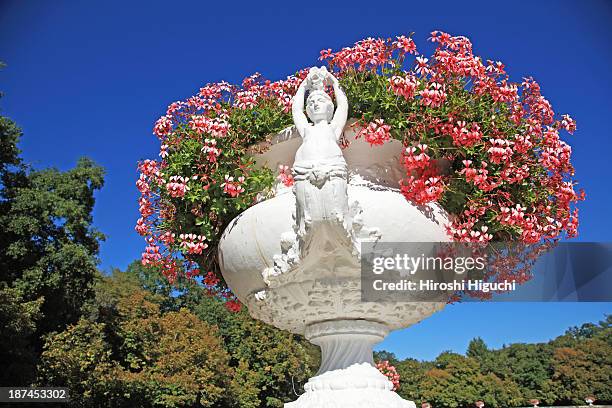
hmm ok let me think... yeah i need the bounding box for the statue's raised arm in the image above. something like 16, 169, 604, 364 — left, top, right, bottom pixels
291, 77, 309, 138
328, 72, 348, 141
292, 67, 348, 141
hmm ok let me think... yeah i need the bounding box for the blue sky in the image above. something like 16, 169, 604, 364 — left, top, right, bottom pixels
1, 0, 610, 360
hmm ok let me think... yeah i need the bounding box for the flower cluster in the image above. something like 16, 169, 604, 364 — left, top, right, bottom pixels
376, 360, 400, 391
138, 31, 582, 307
179, 233, 208, 255
357, 119, 391, 146
450, 121, 482, 147
221, 175, 245, 198
166, 176, 190, 198
389, 74, 419, 100
277, 165, 294, 187
321, 31, 583, 249
419, 82, 447, 108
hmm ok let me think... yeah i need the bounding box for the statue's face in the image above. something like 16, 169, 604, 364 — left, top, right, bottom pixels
306, 93, 334, 123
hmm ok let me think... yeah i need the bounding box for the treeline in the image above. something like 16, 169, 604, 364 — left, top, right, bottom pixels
376, 316, 611, 407
38, 263, 320, 407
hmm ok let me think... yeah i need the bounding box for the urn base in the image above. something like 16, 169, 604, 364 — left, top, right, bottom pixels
285, 363, 415, 408
286, 320, 415, 408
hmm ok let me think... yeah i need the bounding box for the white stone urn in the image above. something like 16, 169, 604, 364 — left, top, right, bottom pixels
218, 120, 451, 407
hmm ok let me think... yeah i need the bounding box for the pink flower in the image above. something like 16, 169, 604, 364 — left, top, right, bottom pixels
159, 144, 169, 159
461, 160, 478, 180
221, 175, 245, 197
400, 175, 445, 204
141, 238, 162, 265
138, 197, 153, 217
376, 360, 400, 391
179, 233, 208, 255
492, 80, 518, 103
138, 159, 160, 177
202, 138, 221, 163
501, 163, 530, 184
322, 37, 391, 71
393, 35, 417, 54
451, 121, 482, 147
403, 144, 431, 171
419, 82, 446, 108
560, 114, 576, 134
415, 56, 430, 75
429, 30, 452, 45
389, 75, 419, 100
136, 174, 151, 195
357, 119, 392, 146
189, 115, 230, 137
446, 222, 492, 243
166, 176, 189, 198
135, 217, 148, 236
166, 101, 183, 115
277, 165, 294, 187
160, 231, 175, 245
487, 138, 514, 164
153, 115, 173, 138
513, 134, 533, 154
319, 48, 332, 61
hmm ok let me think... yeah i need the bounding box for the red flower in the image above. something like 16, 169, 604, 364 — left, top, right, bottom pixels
224, 300, 242, 313
357, 119, 391, 146
393, 35, 417, 54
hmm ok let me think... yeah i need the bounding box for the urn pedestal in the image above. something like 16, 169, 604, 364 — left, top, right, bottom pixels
218, 124, 450, 407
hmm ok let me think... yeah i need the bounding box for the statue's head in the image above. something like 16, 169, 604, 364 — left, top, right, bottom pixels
306, 90, 334, 123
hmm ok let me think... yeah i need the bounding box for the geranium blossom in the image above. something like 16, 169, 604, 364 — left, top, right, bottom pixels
419, 82, 446, 108
277, 165, 294, 187
376, 360, 400, 391
393, 35, 418, 54
221, 175, 245, 197
450, 121, 482, 147
166, 176, 189, 198
179, 233, 208, 255
153, 115, 173, 138
403, 144, 431, 171
389, 74, 419, 100
357, 119, 391, 146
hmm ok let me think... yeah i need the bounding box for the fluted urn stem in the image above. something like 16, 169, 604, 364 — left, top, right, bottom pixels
305, 320, 388, 375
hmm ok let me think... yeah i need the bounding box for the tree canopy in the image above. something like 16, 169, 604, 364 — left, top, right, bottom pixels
393, 316, 612, 407
0, 108, 105, 385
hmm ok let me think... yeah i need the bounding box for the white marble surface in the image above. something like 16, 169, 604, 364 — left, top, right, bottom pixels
218, 67, 449, 407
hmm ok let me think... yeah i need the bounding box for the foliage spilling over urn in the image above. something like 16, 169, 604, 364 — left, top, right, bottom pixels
136, 32, 583, 303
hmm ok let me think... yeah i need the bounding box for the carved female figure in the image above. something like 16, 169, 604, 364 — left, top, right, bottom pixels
291, 67, 349, 237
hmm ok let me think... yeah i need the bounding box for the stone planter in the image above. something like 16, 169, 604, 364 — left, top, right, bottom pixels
218, 122, 451, 407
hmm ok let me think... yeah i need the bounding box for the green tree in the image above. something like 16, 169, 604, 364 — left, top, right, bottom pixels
418, 352, 522, 408
0, 100, 104, 385
121, 261, 320, 407
483, 343, 555, 404
395, 357, 430, 403
0, 285, 43, 385
38, 280, 236, 407
374, 350, 400, 366
466, 337, 489, 360
549, 338, 612, 405
192, 292, 319, 407
46, 265, 319, 407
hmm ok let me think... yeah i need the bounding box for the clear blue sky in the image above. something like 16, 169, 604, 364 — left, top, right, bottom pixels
1, 0, 610, 360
